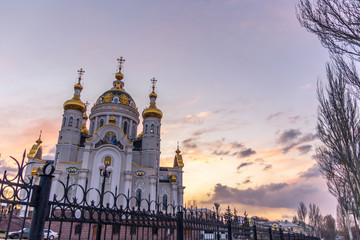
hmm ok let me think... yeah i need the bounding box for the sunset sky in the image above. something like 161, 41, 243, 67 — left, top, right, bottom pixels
0, 0, 336, 220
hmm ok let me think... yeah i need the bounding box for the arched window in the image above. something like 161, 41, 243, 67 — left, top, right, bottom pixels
151, 124, 154, 133
68, 117, 73, 127
62, 117, 66, 127
76, 118, 80, 128
132, 125, 136, 138
113, 97, 119, 103
145, 125, 148, 133
157, 126, 160, 135
162, 194, 168, 210
123, 121, 128, 135
136, 189, 142, 208
99, 119, 104, 127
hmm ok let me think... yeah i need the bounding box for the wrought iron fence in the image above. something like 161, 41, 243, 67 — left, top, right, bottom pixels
0, 155, 321, 240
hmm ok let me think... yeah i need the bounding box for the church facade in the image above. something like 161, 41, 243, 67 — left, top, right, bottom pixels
25, 58, 185, 209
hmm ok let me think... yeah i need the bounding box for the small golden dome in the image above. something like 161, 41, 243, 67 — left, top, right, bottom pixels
137, 132, 143, 139
142, 103, 163, 119
83, 113, 88, 120
115, 72, 124, 80
74, 83, 83, 90
63, 97, 86, 112
149, 92, 157, 98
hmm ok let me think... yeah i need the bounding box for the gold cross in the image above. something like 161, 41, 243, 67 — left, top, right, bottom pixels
117, 57, 126, 71
151, 77, 157, 91
77, 68, 85, 84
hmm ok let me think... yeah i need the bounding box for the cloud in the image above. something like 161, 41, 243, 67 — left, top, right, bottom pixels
277, 129, 302, 144
263, 164, 272, 171
277, 129, 317, 154
212, 150, 230, 156
182, 138, 198, 149
233, 148, 256, 158
237, 162, 253, 170
231, 141, 244, 149
184, 111, 211, 124
297, 145, 312, 155
205, 182, 318, 208
301, 84, 311, 89
192, 128, 217, 136
243, 178, 251, 184
288, 115, 301, 123
266, 112, 283, 121
299, 164, 321, 179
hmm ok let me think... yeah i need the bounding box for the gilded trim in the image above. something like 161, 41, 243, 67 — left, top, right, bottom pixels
59, 159, 83, 164
86, 124, 133, 145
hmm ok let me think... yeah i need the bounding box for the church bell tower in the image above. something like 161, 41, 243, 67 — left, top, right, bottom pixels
55, 69, 86, 164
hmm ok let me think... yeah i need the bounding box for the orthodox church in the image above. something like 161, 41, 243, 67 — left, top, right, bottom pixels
25, 58, 185, 208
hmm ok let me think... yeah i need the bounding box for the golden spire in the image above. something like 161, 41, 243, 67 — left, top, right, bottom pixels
115, 57, 125, 81
63, 69, 86, 112
149, 77, 158, 98
109, 107, 116, 124
176, 141, 181, 154
36, 130, 42, 145
142, 77, 162, 119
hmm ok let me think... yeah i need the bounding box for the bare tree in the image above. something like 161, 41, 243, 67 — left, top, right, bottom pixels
297, 0, 360, 61
309, 203, 322, 236
338, 204, 354, 240
298, 202, 308, 226
316, 61, 360, 224
320, 214, 337, 240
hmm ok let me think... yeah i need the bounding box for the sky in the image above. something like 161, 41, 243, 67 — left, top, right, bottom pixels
0, 0, 337, 220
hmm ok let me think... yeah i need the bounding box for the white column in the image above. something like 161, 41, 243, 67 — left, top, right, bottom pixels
123, 172, 133, 207
171, 183, 178, 206
149, 176, 157, 210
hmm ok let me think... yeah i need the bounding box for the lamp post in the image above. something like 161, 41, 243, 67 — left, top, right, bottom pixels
214, 202, 220, 240
95, 163, 113, 240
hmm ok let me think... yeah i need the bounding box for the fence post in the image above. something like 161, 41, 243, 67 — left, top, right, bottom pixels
227, 220, 232, 240
268, 227, 273, 240
177, 210, 184, 240
28, 163, 54, 240
253, 225, 258, 240
280, 228, 284, 240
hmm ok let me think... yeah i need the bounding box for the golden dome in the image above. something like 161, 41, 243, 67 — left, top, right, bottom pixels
115, 72, 124, 80
142, 103, 163, 119
63, 96, 86, 112
149, 92, 157, 98
74, 83, 83, 90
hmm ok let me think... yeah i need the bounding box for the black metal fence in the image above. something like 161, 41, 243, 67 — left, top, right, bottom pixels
0, 155, 321, 240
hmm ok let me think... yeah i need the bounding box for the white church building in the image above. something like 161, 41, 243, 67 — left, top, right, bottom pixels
25, 58, 185, 208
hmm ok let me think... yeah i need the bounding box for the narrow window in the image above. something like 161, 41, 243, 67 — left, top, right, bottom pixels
136, 189, 142, 208
68, 117, 73, 126
151, 124, 154, 133
123, 121, 128, 135
99, 119, 104, 127
157, 126, 160, 135
162, 194, 168, 210
145, 125, 148, 133
62, 117, 66, 127
76, 118, 80, 128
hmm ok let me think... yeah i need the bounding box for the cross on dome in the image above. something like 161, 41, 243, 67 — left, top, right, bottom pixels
77, 68, 85, 84
151, 77, 157, 92
117, 57, 126, 72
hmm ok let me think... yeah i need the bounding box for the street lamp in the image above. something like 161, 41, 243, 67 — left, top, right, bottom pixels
95, 163, 113, 240
214, 202, 220, 240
